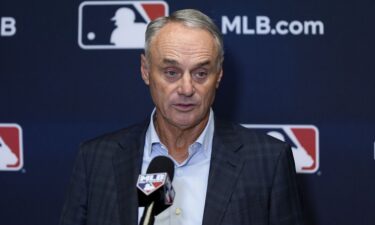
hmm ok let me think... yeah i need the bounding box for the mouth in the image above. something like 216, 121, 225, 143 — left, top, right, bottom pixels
172, 103, 196, 112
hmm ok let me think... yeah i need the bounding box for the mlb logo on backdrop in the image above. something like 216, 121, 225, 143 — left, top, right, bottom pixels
243, 124, 319, 174
0, 124, 23, 171
78, 1, 169, 49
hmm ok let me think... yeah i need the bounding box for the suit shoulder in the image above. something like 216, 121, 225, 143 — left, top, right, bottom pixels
233, 123, 287, 146
79, 120, 148, 156
216, 119, 290, 156
216, 119, 285, 145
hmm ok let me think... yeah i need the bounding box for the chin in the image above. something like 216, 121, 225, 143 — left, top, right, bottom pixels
171, 119, 195, 129
172, 116, 204, 129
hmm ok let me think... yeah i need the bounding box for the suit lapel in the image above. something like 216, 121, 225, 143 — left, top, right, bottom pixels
110, 119, 243, 225
112, 123, 148, 225
202, 119, 244, 225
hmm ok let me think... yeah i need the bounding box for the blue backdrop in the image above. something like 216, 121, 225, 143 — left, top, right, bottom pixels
1, 0, 374, 224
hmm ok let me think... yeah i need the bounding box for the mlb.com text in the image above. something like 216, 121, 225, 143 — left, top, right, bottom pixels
222, 15, 324, 35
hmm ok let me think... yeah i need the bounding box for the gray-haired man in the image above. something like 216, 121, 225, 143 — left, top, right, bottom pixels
60, 9, 304, 225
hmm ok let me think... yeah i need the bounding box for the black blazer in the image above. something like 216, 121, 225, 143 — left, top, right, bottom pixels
60, 119, 304, 225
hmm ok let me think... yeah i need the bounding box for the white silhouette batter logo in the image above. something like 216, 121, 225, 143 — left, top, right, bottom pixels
0, 136, 18, 169
267, 130, 314, 172
78, 1, 169, 49
242, 124, 319, 174
0, 124, 23, 171
110, 7, 147, 48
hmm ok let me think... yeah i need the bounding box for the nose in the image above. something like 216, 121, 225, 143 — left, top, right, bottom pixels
177, 73, 195, 97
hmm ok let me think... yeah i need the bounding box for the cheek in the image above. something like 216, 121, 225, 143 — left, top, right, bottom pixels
199, 84, 217, 105
149, 80, 175, 106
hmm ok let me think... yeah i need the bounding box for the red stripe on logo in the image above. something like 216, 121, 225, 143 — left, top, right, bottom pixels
291, 128, 316, 170
141, 4, 166, 21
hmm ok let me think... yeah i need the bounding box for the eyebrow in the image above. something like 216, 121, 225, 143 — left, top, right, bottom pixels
196, 60, 211, 68
162, 58, 179, 66
161, 58, 212, 68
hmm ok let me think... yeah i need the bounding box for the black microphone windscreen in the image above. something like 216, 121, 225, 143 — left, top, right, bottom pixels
147, 156, 175, 181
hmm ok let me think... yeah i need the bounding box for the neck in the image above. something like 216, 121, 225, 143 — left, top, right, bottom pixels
154, 112, 209, 163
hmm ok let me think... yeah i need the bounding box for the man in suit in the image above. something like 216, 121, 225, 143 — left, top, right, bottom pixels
60, 9, 304, 225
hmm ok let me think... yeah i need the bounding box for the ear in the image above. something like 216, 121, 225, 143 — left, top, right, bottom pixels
215, 69, 223, 88
141, 54, 150, 85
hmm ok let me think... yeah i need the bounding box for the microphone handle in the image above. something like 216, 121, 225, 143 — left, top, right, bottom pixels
141, 201, 155, 225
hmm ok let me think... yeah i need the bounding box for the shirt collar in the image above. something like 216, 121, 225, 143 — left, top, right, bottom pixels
145, 108, 215, 157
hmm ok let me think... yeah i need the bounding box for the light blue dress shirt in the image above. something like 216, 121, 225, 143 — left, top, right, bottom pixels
138, 108, 215, 225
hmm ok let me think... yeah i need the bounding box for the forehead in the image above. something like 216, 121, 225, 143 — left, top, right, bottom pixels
149, 22, 218, 64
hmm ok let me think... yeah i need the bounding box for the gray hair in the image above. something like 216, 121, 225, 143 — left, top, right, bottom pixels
144, 9, 224, 70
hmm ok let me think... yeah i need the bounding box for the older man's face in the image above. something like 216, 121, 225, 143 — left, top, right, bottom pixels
141, 22, 223, 129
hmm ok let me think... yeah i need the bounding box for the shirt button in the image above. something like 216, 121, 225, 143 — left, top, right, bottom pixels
175, 208, 182, 215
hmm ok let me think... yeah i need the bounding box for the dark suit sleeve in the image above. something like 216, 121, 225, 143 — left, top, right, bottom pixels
269, 144, 304, 225
59, 147, 88, 225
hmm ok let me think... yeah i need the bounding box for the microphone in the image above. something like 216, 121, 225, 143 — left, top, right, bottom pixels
137, 156, 175, 225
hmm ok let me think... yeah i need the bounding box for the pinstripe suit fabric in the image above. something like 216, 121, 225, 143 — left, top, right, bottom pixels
60, 119, 304, 225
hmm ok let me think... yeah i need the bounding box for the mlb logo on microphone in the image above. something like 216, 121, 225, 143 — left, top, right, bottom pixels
78, 1, 169, 49
137, 173, 168, 195
0, 124, 23, 171
243, 124, 319, 174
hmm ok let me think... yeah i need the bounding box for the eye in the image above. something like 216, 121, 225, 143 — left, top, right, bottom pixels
163, 68, 181, 80
192, 69, 208, 81
165, 70, 178, 77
